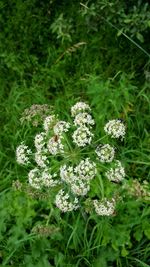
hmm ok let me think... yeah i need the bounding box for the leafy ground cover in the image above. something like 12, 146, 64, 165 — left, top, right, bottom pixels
0, 1, 150, 266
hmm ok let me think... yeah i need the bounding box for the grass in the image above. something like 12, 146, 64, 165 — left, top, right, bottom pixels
0, 1, 150, 266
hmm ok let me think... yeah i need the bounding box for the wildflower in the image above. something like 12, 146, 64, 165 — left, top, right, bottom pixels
104, 119, 126, 139
74, 158, 97, 180
28, 168, 59, 189
60, 165, 76, 184
53, 121, 70, 136
55, 189, 79, 212
20, 104, 53, 126
41, 168, 59, 187
16, 143, 32, 165
71, 102, 91, 117
43, 115, 57, 132
105, 160, 125, 183
72, 126, 93, 147
74, 112, 95, 127
93, 198, 115, 216
32, 224, 60, 237
47, 136, 64, 155
35, 149, 48, 168
95, 144, 115, 162
71, 179, 90, 196
34, 132, 46, 151
12, 180, 23, 191
28, 168, 41, 189
123, 180, 150, 199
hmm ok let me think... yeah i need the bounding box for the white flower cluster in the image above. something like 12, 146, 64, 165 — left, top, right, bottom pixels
72, 126, 93, 147
55, 189, 79, 212
60, 158, 97, 197
16, 143, 32, 165
34, 132, 49, 168
71, 180, 90, 196
16, 101, 127, 216
71, 102, 91, 117
28, 167, 58, 189
72, 102, 94, 147
105, 160, 125, 183
28, 168, 41, 189
44, 118, 70, 156
74, 112, 95, 127
34, 132, 46, 150
35, 149, 48, 168
93, 198, 115, 216
60, 165, 75, 184
74, 158, 97, 181
104, 119, 126, 139
47, 136, 64, 155
43, 115, 57, 132
20, 104, 53, 127
53, 121, 70, 136
95, 144, 115, 163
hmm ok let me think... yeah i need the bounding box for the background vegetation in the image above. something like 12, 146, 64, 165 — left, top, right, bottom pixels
0, 0, 150, 266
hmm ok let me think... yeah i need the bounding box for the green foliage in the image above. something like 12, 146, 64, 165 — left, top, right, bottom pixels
0, 0, 150, 266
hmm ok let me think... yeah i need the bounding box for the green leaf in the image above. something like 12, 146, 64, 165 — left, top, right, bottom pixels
121, 247, 129, 257
147, 20, 150, 27
124, 19, 132, 23
136, 32, 144, 43
134, 229, 143, 241
117, 29, 123, 37
144, 229, 150, 239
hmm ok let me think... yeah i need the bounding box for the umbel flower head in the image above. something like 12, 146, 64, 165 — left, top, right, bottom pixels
16, 101, 127, 216
55, 189, 79, 212
93, 198, 115, 216
71, 102, 91, 117
74, 112, 95, 127
95, 144, 115, 163
72, 126, 93, 147
105, 160, 125, 183
43, 115, 57, 132
104, 119, 126, 140
16, 143, 32, 165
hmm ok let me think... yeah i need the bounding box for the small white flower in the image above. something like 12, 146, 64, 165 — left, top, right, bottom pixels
74, 112, 95, 127
71, 180, 90, 196
53, 121, 70, 136
43, 115, 57, 132
72, 126, 93, 147
55, 189, 79, 212
41, 168, 59, 187
60, 165, 76, 184
93, 198, 115, 216
74, 158, 97, 180
35, 149, 48, 168
16, 143, 32, 165
28, 167, 59, 189
105, 160, 125, 183
104, 119, 126, 139
47, 136, 64, 155
95, 144, 115, 162
28, 168, 41, 189
71, 102, 91, 117
34, 132, 46, 150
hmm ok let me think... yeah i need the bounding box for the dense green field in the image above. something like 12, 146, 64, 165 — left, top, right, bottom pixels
0, 1, 150, 266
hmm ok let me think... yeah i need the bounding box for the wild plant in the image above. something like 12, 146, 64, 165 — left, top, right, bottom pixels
15, 101, 128, 217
